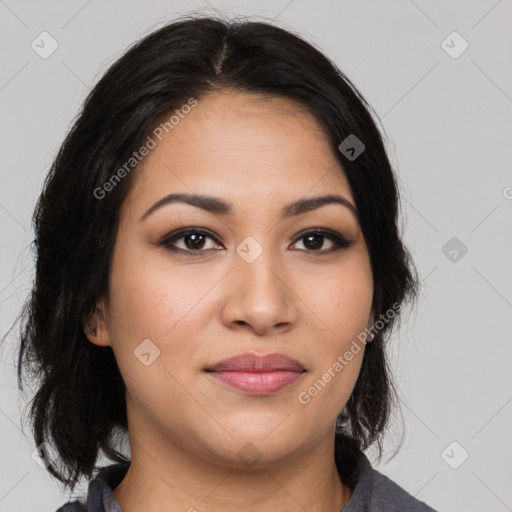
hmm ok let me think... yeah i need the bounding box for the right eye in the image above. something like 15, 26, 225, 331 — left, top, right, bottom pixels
158, 228, 224, 254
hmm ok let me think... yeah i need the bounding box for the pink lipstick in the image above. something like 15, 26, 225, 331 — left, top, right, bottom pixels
204, 353, 306, 395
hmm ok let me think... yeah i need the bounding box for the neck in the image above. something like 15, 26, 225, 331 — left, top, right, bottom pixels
113, 413, 351, 512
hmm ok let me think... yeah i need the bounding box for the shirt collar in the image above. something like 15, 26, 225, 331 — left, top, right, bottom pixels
86, 460, 130, 512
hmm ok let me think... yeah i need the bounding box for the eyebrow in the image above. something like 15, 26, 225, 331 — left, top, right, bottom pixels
140, 192, 358, 222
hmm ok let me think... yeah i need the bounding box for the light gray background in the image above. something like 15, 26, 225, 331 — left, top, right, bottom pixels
1, 1, 511, 511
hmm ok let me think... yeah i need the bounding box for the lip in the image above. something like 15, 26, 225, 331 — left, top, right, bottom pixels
206, 353, 305, 372
204, 353, 306, 395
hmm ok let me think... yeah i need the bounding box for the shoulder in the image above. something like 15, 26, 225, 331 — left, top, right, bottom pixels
54, 501, 87, 512
334, 433, 438, 511
54, 460, 130, 512
368, 469, 438, 511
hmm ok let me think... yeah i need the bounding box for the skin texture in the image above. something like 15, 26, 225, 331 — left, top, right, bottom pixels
86, 91, 374, 512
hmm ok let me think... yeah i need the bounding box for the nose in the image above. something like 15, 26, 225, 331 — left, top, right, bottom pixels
220, 246, 298, 337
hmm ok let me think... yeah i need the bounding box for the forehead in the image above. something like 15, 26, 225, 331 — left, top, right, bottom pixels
125, 91, 354, 216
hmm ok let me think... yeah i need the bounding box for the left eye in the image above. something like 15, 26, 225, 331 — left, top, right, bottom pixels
292, 229, 351, 252
159, 228, 352, 254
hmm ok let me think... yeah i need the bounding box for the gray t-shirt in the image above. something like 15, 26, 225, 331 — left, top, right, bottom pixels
55, 436, 438, 512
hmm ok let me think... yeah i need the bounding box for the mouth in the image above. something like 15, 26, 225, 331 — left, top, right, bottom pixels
205, 353, 306, 373
204, 353, 307, 395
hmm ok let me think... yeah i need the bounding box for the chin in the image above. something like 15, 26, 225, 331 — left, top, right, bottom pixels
195, 425, 317, 471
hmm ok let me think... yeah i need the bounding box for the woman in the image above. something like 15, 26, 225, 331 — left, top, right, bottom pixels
16, 15, 438, 512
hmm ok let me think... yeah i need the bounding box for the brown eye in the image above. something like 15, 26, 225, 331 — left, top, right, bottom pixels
291, 229, 352, 253
158, 227, 352, 255
159, 228, 222, 253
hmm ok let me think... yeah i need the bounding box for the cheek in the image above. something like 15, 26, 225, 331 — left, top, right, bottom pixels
107, 242, 208, 339
306, 255, 373, 344
295, 256, 372, 414
105, 248, 209, 426
328, 276, 372, 338
105, 242, 209, 382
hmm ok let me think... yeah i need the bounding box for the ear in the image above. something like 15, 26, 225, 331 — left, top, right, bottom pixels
365, 310, 377, 342
83, 297, 110, 347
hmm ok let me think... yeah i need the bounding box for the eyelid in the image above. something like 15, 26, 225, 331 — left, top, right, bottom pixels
290, 228, 353, 252
157, 226, 353, 254
158, 227, 222, 251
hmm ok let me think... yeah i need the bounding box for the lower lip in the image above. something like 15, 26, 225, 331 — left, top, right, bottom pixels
207, 370, 305, 395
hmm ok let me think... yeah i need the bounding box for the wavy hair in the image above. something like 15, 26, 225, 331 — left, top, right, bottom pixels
13, 15, 420, 491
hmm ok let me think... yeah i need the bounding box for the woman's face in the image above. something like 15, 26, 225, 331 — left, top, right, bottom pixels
91, 91, 374, 468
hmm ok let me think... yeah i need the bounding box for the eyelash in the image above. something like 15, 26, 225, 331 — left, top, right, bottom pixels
157, 227, 352, 255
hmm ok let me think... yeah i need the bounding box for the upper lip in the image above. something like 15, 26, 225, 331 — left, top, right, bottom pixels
205, 353, 306, 372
